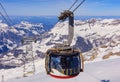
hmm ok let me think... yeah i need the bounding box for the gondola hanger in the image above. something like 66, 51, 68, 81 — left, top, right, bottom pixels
45, 0, 85, 79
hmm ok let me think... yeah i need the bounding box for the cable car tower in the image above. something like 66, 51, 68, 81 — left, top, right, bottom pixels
22, 37, 36, 77
45, 0, 85, 78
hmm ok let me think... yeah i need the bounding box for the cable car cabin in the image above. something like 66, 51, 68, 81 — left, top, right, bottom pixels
45, 47, 84, 78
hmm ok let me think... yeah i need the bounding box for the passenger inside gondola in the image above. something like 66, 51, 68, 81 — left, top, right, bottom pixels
51, 56, 62, 72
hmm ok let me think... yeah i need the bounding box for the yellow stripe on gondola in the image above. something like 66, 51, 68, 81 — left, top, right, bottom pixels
66, 69, 68, 75
61, 69, 65, 74
70, 69, 72, 75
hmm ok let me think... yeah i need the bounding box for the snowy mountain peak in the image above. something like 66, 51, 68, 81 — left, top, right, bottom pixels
0, 20, 9, 31
17, 21, 44, 29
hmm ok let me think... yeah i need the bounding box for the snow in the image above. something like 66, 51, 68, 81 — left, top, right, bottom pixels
19, 30, 25, 35
112, 44, 120, 53
5, 58, 120, 82
0, 21, 8, 28
0, 23, 8, 32
101, 19, 115, 23
50, 22, 68, 36
0, 18, 120, 82
0, 59, 45, 82
50, 69, 66, 76
9, 28, 18, 33
15, 21, 43, 30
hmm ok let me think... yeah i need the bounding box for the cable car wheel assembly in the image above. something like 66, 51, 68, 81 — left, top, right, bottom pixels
45, 0, 85, 78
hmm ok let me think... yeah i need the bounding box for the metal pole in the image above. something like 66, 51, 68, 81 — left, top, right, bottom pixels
68, 12, 74, 46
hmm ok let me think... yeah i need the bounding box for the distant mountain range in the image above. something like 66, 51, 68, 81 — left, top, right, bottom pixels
0, 20, 44, 54
0, 17, 120, 69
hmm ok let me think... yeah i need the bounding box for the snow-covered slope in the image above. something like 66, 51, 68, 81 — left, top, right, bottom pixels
5, 58, 120, 82
0, 58, 45, 82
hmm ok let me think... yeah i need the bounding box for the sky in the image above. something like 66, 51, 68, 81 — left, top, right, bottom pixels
0, 0, 120, 16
